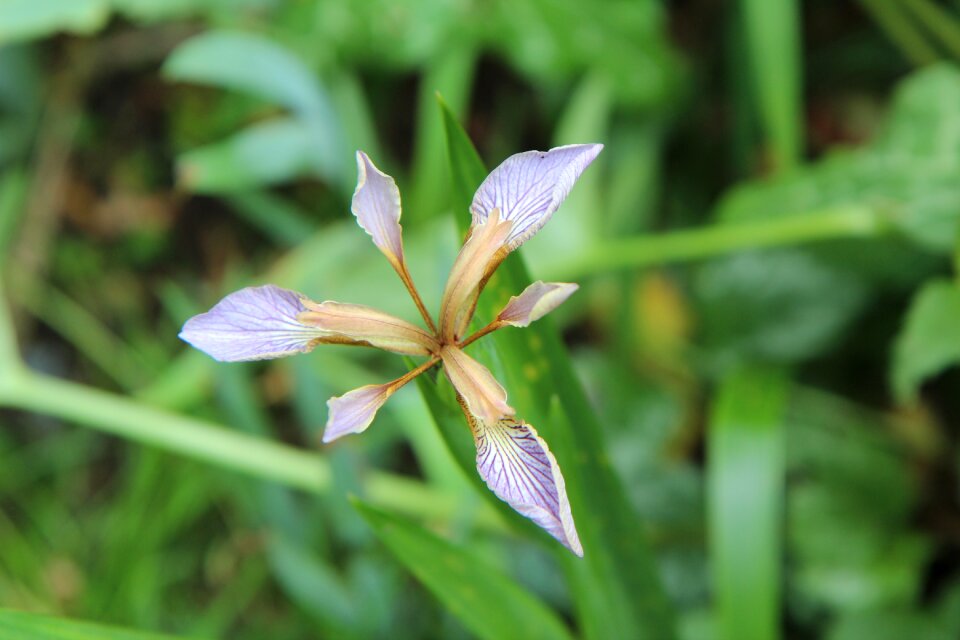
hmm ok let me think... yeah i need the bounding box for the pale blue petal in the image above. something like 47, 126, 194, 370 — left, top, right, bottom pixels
470, 144, 603, 250
180, 285, 326, 362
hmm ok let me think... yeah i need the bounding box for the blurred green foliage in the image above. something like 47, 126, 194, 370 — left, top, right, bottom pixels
3, 1, 960, 639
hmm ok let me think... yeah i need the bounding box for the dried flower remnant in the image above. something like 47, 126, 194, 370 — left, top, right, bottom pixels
180, 144, 602, 555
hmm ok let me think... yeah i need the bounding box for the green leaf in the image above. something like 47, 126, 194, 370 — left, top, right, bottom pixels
438, 97, 676, 640
164, 31, 327, 117
718, 64, 960, 252
353, 500, 575, 640
0, 608, 190, 640
0, 0, 110, 44
175, 118, 322, 194
787, 387, 930, 614
708, 365, 789, 640
892, 279, 960, 401
164, 31, 346, 188
696, 249, 867, 365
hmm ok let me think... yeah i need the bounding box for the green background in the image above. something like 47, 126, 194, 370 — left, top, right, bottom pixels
2, 1, 960, 639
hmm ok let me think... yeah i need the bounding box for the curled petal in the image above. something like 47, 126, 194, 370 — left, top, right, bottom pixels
180, 285, 331, 362
298, 300, 438, 355
471, 144, 603, 251
352, 151, 405, 268
466, 409, 582, 556
441, 346, 514, 424
439, 208, 513, 341
323, 382, 395, 443
497, 281, 579, 327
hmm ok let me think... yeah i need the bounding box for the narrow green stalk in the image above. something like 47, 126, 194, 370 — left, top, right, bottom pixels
0, 280, 23, 383
859, 0, 941, 65
709, 366, 789, 640
902, 0, 960, 60
550, 204, 885, 279
0, 370, 501, 528
740, 0, 803, 170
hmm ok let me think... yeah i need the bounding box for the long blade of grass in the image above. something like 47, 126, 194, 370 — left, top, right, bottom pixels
0, 608, 190, 640
439, 97, 676, 639
859, 0, 941, 65
354, 500, 576, 640
708, 365, 790, 640
739, 0, 804, 170
901, 0, 960, 60
0, 369, 502, 530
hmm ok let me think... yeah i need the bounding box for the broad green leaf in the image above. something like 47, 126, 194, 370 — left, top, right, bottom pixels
696, 249, 867, 365
787, 388, 930, 613
164, 31, 327, 117
719, 64, 960, 252
175, 118, 322, 193
483, 0, 682, 109
892, 279, 960, 401
113, 0, 270, 22
164, 31, 346, 188
0, 608, 189, 640
708, 365, 789, 640
0, 0, 109, 44
353, 500, 575, 640
439, 98, 675, 640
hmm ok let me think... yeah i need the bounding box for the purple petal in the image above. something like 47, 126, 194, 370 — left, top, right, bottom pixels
470, 144, 603, 250
472, 415, 582, 556
352, 151, 405, 267
323, 383, 394, 443
497, 281, 579, 327
180, 285, 327, 361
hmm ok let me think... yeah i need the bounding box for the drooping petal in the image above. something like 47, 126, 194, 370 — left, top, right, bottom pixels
465, 408, 582, 556
298, 300, 439, 355
497, 281, 579, 327
323, 382, 394, 443
180, 285, 331, 362
438, 208, 513, 341
352, 151, 405, 268
471, 144, 603, 251
440, 346, 514, 424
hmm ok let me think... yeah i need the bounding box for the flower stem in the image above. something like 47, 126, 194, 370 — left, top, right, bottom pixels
458, 320, 503, 350
550, 203, 887, 279
397, 263, 438, 334
392, 356, 441, 388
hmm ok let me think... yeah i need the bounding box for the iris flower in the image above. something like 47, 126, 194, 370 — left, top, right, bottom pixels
180, 144, 602, 555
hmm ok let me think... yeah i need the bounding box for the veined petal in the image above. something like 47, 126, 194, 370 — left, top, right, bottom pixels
465, 409, 582, 556
470, 144, 603, 251
497, 281, 579, 327
441, 346, 514, 424
180, 285, 330, 362
352, 151, 405, 268
438, 208, 513, 341
298, 301, 439, 356
323, 382, 394, 443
